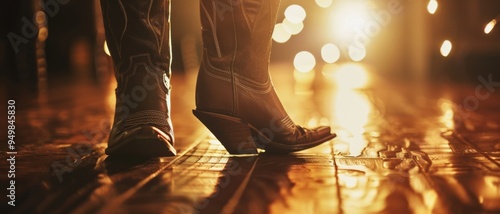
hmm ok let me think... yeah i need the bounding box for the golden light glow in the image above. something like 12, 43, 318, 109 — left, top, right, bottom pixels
333, 89, 372, 156
484, 175, 500, 191
272, 23, 292, 43
427, 0, 438, 14
321, 43, 340, 63
334, 63, 369, 89
438, 99, 455, 130
293, 69, 315, 94
104, 40, 111, 56
269, 164, 338, 212
35, 12, 48, 42
348, 45, 366, 61
440, 40, 452, 57
315, 0, 332, 8
338, 174, 359, 189
484, 19, 497, 34
284, 4, 306, 24
38, 27, 48, 42
282, 18, 304, 35
322, 63, 373, 156
330, 1, 371, 40
35, 11, 46, 25
293, 51, 316, 73
106, 78, 117, 112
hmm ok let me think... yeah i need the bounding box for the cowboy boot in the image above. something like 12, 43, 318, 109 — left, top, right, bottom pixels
194, 0, 336, 154
101, 0, 176, 157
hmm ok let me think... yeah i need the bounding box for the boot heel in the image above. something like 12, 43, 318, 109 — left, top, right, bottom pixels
193, 110, 258, 154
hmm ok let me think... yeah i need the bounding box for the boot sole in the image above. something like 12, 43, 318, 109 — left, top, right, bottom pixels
106, 126, 176, 158
193, 110, 336, 154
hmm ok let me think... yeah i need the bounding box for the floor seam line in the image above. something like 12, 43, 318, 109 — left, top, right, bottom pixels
220, 155, 260, 214
330, 141, 343, 214
453, 132, 500, 168
96, 132, 208, 214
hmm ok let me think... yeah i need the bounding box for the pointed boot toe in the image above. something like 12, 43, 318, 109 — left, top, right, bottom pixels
261, 126, 337, 154
313, 126, 334, 139
106, 125, 176, 158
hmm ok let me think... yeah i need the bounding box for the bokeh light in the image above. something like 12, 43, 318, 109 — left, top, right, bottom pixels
285, 4, 306, 24
333, 90, 371, 156
315, 0, 333, 8
272, 23, 292, 43
427, 0, 438, 14
484, 19, 497, 34
321, 43, 341, 63
438, 99, 455, 130
38, 27, 48, 42
294, 51, 316, 73
334, 63, 369, 89
35, 11, 46, 25
282, 18, 304, 35
330, 1, 371, 40
440, 40, 452, 57
348, 45, 366, 61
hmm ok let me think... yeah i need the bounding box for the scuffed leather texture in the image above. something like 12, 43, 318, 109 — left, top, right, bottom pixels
196, 0, 334, 147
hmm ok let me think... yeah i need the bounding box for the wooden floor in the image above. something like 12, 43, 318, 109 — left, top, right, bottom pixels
2, 63, 500, 213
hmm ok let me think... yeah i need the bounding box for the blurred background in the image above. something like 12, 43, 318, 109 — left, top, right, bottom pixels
1, 0, 500, 90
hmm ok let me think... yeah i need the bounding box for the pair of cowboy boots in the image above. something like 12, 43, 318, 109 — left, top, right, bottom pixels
101, 0, 336, 158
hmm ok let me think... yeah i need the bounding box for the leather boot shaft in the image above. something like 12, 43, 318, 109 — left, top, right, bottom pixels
101, 0, 171, 73
199, 0, 278, 82
196, 0, 295, 133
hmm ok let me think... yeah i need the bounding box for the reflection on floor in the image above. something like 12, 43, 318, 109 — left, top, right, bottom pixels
3, 63, 500, 213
